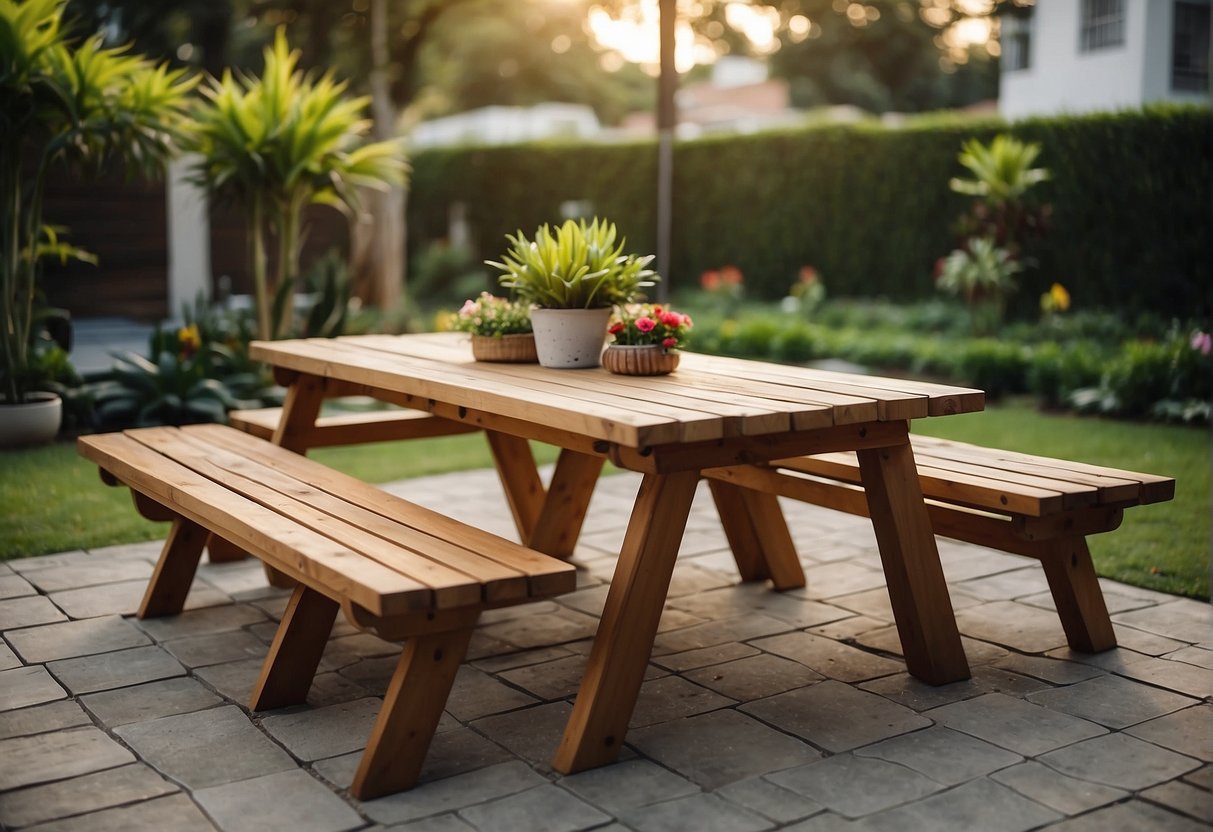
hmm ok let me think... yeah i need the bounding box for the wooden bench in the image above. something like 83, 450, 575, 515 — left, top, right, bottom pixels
228, 406, 479, 447
78, 424, 577, 799
704, 434, 1175, 653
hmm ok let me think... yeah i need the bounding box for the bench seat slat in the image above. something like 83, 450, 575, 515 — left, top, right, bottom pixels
229, 407, 478, 445
193, 423, 574, 598
78, 432, 431, 616
129, 428, 491, 610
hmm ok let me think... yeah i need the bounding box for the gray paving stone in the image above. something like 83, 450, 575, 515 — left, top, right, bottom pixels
779, 812, 856, 832
649, 642, 760, 672
458, 784, 613, 832
629, 709, 821, 789
629, 675, 735, 728
560, 759, 700, 814
5, 615, 149, 663
1018, 586, 1156, 616
0, 664, 66, 711
0, 726, 134, 790
1113, 599, 1213, 644
162, 629, 267, 668
805, 615, 887, 641
857, 666, 1040, 713
0, 638, 18, 670
855, 626, 1009, 666
446, 666, 538, 721
194, 769, 363, 832
23, 559, 153, 592
768, 753, 942, 818
953, 600, 1069, 654
193, 657, 265, 700
315, 726, 512, 792
751, 631, 903, 683
0, 574, 36, 599
81, 676, 224, 727
478, 609, 600, 650
669, 585, 849, 629
1141, 779, 1213, 823
47, 644, 185, 694
389, 815, 477, 832
683, 653, 823, 700
307, 671, 373, 707
324, 631, 400, 659
1041, 798, 1211, 832
667, 564, 736, 598
927, 692, 1106, 756
856, 726, 1022, 786
18, 793, 216, 832
498, 654, 663, 701
84, 540, 164, 561
47, 579, 230, 619
0, 595, 67, 630
132, 603, 267, 641
616, 792, 772, 832
1038, 732, 1202, 790
0, 763, 176, 828
471, 701, 574, 768
857, 778, 1060, 832
953, 566, 1052, 601
261, 697, 382, 761
828, 588, 896, 621
1093, 653, 1213, 699
1126, 704, 1213, 762
715, 777, 823, 825
741, 680, 929, 753
115, 705, 294, 789
471, 645, 574, 674
1108, 624, 1191, 656
356, 761, 548, 829
652, 613, 792, 655
0, 699, 89, 739
338, 655, 396, 696
1026, 673, 1199, 729
990, 760, 1127, 815
7, 551, 91, 572
1164, 645, 1213, 670
1183, 763, 1213, 790
991, 653, 1104, 685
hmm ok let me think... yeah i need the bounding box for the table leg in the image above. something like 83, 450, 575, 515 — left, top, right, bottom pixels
708, 479, 805, 590
857, 436, 970, 685
553, 469, 700, 774
486, 432, 545, 541
528, 450, 605, 559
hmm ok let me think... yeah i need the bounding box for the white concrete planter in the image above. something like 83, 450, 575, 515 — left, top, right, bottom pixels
530, 307, 612, 369
0, 392, 62, 448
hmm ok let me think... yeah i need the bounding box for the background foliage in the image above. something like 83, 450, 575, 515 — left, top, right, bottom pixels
409, 105, 1210, 320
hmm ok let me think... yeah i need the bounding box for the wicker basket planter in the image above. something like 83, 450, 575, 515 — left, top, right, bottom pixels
471, 333, 539, 363
601, 345, 680, 376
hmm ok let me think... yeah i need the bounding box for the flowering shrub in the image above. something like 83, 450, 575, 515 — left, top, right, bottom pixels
451, 293, 533, 337
784, 265, 826, 317
1040, 282, 1070, 317
700, 265, 744, 314
609, 304, 693, 352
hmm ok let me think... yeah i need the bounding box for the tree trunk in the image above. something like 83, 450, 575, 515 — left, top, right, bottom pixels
350, 0, 406, 312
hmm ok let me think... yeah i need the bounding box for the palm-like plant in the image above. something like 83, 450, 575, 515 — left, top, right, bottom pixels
184, 28, 409, 341
0, 0, 195, 404
949, 134, 1051, 257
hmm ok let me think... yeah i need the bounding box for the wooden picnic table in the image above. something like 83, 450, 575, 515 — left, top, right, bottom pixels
249, 331, 985, 774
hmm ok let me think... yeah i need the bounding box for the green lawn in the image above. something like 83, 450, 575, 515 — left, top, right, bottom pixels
2, 403, 1207, 599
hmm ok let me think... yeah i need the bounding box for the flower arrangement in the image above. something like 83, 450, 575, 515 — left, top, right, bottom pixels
451, 293, 533, 338
609, 304, 693, 353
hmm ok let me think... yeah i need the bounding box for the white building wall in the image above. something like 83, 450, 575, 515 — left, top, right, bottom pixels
1001, 0, 1151, 120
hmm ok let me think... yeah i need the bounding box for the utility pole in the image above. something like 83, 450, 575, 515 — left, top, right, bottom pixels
655, 0, 676, 302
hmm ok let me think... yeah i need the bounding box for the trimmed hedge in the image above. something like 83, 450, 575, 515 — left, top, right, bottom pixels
408, 105, 1211, 319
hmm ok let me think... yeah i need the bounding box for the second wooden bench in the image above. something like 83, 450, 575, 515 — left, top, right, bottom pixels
79, 424, 577, 799
704, 434, 1175, 653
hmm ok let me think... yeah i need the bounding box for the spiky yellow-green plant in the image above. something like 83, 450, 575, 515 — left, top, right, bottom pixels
0, 0, 196, 404
185, 28, 409, 340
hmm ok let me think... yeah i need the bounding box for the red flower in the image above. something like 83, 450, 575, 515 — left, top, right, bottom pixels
659, 311, 683, 327
608, 322, 625, 335
662, 337, 678, 349
700, 270, 721, 291
721, 265, 743, 285
799, 265, 818, 284
635, 317, 656, 333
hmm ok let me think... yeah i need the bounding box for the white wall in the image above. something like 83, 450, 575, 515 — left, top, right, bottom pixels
166, 155, 211, 317
1000, 0, 1208, 120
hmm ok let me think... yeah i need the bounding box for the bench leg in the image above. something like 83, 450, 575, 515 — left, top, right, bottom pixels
1039, 537, 1116, 652
249, 586, 340, 711
350, 625, 475, 800
709, 480, 806, 590
857, 440, 970, 685
138, 517, 208, 618
206, 535, 250, 563
529, 450, 605, 559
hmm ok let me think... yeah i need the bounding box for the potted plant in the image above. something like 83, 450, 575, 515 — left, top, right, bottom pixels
451, 292, 537, 362
489, 218, 657, 368
0, 0, 195, 446
603, 304, 693, 375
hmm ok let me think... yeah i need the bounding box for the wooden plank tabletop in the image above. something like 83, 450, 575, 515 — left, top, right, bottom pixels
251, 332, 984, 449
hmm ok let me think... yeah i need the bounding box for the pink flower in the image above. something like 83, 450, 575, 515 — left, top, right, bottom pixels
635, 317, 656, 333
659, 311, 683, 327
681, 313, 693, 327
458, 299, 477, 317
1193, 331, 1212, 356
662, 337, 678, 349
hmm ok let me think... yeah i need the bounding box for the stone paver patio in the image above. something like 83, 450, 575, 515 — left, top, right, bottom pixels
1, 467, 1209, 831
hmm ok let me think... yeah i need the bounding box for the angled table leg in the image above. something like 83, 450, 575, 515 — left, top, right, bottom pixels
857, 429, 970, 685
528, 450, 605, 559
708, 479, 805, 590
553, 469, 700, 774
486, 432, 545, 542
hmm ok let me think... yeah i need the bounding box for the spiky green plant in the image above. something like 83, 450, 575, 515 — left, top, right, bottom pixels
0, 0, 195, 404
184, 28, 409, 340
949, 134, 1050, 204
488, 218, 657, 309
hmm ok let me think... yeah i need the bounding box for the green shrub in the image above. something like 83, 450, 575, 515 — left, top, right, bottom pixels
1027, 341, 1107, 408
